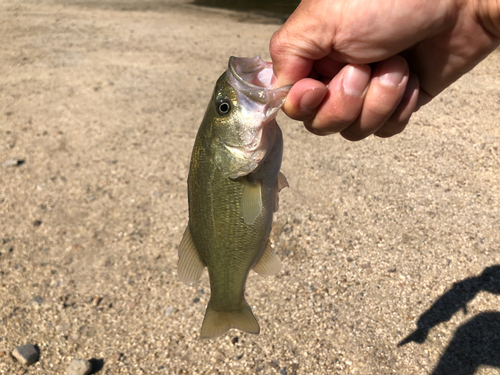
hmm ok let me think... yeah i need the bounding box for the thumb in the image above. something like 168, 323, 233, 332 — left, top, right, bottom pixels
269, 4, 333, 87
270, 29, 315, 87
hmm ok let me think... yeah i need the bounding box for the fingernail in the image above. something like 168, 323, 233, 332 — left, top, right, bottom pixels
299, 87, 327, 113
379, 70, 405, 88
342, 65, 369, 97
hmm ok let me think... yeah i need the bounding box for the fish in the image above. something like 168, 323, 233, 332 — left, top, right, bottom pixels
178, 56, 291, 339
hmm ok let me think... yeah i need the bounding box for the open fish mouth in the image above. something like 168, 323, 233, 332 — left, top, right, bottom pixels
229, 56, 277, 91
228, 56, 291, 117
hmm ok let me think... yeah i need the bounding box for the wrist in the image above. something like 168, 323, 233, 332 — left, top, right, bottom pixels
475, 0, 500, 38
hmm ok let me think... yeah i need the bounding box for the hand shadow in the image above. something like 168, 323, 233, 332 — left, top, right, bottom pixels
398, 265, 500, 346
398, 265, 500, 375
431, 311, 500, 375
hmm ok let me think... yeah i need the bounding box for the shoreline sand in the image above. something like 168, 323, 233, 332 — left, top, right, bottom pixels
1, 1, 499, 373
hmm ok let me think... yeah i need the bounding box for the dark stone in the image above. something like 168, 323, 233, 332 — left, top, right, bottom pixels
11, 344, 40, 366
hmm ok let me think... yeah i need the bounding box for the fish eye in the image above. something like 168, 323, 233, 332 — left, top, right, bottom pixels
216, 99, 231, 116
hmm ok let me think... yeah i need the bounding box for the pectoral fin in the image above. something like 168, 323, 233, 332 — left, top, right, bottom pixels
253, 240, 281, 276
178, 225, 205, 285
241, 180, 262, 224
273, 171, 289, 212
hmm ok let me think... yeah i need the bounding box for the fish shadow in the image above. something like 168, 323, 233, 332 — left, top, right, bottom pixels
398, 264, 500, 374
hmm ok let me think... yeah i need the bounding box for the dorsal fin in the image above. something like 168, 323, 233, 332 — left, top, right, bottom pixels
278, 171, 289, 191
274, 171, 289, 212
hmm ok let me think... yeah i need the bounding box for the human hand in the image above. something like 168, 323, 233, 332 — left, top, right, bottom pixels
270, 0, 500, 140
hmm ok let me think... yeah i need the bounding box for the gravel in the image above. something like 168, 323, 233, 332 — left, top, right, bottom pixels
0, 0, 499, 374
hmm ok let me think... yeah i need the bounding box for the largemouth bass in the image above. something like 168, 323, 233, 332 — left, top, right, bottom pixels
178, 56, 290, 339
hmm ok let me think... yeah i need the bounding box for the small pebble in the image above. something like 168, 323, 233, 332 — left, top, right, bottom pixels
268, 361, 280, 370
11, 344, 39, 366
97, 258, 111, 267
3, 245, 13, 253
68, 333, 80, 341
66, 358, 92, 375
110, 352, 123, 362
56, 323, 71, 333
31, 295, 44, 308
164, 306, 177, 317
2, 158, 24, 167
91, 296, 102, 308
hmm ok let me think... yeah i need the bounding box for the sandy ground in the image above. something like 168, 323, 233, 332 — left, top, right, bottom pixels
1, 1, 500, 374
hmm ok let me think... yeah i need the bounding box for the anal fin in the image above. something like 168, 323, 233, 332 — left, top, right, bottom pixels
253, 240, 281, 276
178, 224, 205, 286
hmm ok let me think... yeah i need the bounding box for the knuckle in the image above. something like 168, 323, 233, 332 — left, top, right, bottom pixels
304, 103, 361, 135
269, 29, 292, 59
319, 103, 361, 131
370, 96, 401, 119
303, 120, 335, 136
375, 119, 409, 138
340, 127, 368, 141
311, 117, 355, 135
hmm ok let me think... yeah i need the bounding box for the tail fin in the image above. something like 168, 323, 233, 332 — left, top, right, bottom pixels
200, 299, 260, 339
